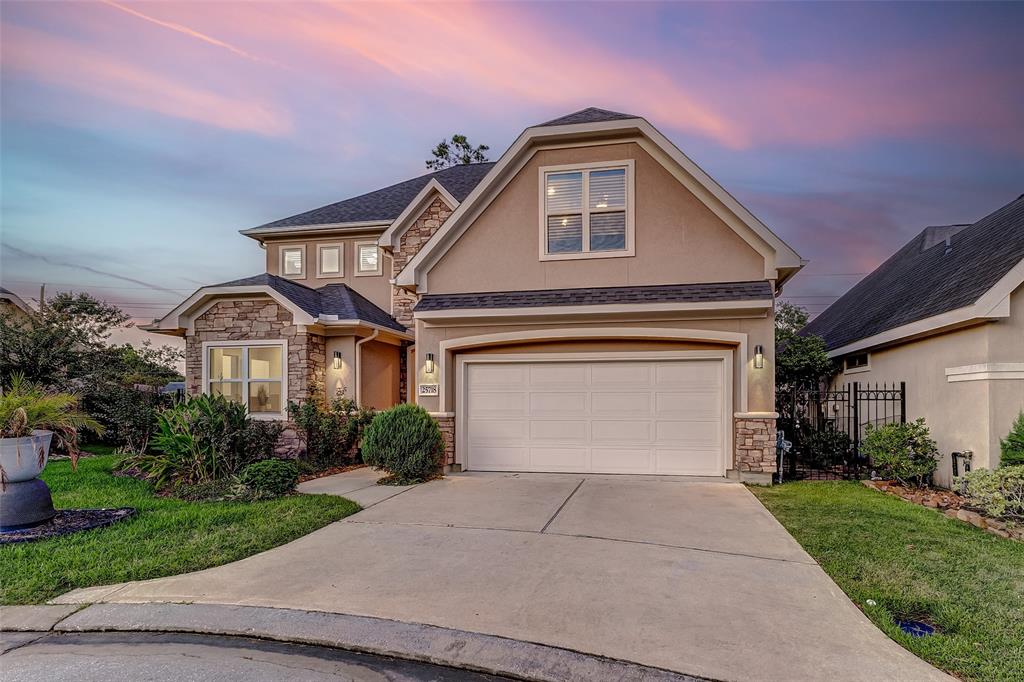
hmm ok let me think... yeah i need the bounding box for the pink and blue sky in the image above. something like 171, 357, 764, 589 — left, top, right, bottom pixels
2, 1, 1022, 325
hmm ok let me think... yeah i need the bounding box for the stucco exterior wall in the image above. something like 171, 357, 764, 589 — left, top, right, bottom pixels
830, 284, 1024, 486
359, 339, 401, 410
263, 234, 393, 312
426, 142, 767, 294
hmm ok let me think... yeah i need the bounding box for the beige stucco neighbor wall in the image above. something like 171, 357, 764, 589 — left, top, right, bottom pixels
831, 284, 1024, 487
185, 298, 326, 455
264, 234, 393, 312
412, 313, 776, 473
426, 142, 767, 294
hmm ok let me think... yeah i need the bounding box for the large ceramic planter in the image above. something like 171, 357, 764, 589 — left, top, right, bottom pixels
0, 430, 55, 530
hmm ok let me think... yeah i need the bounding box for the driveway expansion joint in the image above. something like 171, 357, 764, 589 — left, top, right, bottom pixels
540, 478, 586, 533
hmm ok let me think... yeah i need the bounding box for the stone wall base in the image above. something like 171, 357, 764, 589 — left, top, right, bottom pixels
734, 414, 777, 475
430, 412, 456, 467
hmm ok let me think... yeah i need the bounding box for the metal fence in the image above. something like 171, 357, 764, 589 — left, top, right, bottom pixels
778, 381, 906, 481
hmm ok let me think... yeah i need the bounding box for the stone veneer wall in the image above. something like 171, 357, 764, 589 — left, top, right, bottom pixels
391, 196, 454, 327
734, 416, 777, 474
185, 299, 326, 456
429, 412, 456, 468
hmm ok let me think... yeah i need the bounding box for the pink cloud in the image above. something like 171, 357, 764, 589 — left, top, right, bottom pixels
2, 22, 291, 136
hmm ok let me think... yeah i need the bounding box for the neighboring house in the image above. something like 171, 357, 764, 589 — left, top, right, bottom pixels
0, 287, 33, 320
147, 107, 804, 481
802, 195, 1024, 487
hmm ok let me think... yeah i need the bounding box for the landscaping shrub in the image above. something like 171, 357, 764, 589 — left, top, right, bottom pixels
862, 418, 938, 487
89, 384, 171, 455
288, 391, 375, 470
361, 403, 443, 484
804, 424, 852, 469
958, 466, 1024, 520
238, 459, 299, 499
123, 394, 282, 489
1000, 411, 1024, 467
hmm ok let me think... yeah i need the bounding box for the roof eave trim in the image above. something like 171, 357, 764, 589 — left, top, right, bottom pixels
377, 179, 459, 251
315, 316, 414, 339
240, 220, 392, 241
151, 285, 318, 334
826, 257, 1024, 357
396, 117, 804, 290
414, 298, 772, 320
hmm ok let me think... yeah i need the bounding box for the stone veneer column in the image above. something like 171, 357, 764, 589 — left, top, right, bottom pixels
733, 413, 778, 477
391, 196, 454, 327
429, 412, 456, 469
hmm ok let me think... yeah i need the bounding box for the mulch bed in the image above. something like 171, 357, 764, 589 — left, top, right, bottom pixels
298, 463, 365, 483
0, 508, 137, 545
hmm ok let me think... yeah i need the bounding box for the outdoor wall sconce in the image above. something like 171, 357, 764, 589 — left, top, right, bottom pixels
333, 351, 343, 370
425, 353, 435, 374
754, 345, 764, 369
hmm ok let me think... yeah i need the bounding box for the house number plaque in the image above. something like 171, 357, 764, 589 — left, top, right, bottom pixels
417, 383, 439, 396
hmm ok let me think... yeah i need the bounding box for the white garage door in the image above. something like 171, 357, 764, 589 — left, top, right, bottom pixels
462, 357, 727, 476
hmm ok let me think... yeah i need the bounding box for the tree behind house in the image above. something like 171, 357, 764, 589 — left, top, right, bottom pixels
426, 134, 489, 170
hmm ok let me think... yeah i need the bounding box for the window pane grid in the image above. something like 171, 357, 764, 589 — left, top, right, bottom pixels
207, 345, 284, 414
544, 166, 628, 256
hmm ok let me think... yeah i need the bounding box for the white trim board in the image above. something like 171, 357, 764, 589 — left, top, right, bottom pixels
395, 117, 803, 291
414, 299, 772, 322
454, 350, 733, 476
378, 180, 459, 251
241, 221, 391, 242
946, 363, 1024, 382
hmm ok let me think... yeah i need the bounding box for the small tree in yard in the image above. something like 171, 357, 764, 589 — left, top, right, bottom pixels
425, 134, 489, 170
361, 404, 444, 485
1000, 411, 1024, 467
775, 302, 832, 395
862, 418, 939, 487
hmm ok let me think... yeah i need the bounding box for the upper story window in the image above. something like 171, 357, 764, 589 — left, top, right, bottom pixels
355, 241, 382, 276
540, 160, 634, 261
281, 246, 305, 278
317, 244, 343, 278
205, 342, 286, 416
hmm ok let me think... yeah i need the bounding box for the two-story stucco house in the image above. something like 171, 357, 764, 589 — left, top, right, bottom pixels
803, 194, 1024, 487
147, 108, 804, 482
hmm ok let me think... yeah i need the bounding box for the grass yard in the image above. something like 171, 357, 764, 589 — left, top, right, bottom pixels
751, 481, 1024, 682
1, 453, 359, 605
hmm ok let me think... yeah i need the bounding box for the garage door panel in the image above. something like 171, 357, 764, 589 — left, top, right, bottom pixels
591, 420, 652, 442
465, 358, 726, 476
530, 447, 589, 470
591, 447, 653, 473
470, 391, 527, 416
591, 392, 651, 415
530, 392, 588, 415
530, 420, 589, 441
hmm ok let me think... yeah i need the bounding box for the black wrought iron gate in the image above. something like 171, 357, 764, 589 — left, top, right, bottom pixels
778, 381, 906, 480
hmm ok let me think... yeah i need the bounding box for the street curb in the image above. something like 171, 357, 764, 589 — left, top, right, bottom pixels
49, 602, 709, 682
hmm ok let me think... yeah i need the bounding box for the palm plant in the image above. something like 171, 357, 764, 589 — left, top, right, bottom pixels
0, 374, 103, 470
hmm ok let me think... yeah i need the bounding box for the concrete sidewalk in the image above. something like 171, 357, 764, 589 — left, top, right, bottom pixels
50, 471, 952, 682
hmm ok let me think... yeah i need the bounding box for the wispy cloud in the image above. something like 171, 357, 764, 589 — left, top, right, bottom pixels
2, 22, 290, 136
100, 0, 267, 64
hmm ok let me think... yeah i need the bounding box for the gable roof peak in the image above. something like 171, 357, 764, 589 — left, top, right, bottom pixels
537, 107, 640, 127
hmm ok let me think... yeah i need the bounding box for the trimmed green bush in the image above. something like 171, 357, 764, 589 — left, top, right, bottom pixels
1000, 411, 1024, 467
958, 465, 1024, 519
288, 391, 375, 470
238, 459, 299, 499
862, 418, 938, 487
361, 404, 443, 484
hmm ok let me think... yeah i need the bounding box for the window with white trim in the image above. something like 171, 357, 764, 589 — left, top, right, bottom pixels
542, 161, 633, 259
318, 244, 343, 277
355, 242, 382, 276
281, 247, 304, 278
206, 343, 285, 414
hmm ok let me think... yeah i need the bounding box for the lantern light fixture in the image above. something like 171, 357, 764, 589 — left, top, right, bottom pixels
425, 353, 435, 374
333, 351, 343, 370
754, 344, 764, 369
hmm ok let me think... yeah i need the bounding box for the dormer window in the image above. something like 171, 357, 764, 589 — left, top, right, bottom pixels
540, 160, 634, 261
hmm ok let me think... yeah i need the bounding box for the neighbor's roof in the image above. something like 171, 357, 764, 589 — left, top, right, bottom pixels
248, 163, 495, 232
213, 274, 407, 331
802, 194, 1024, 352
415, 281, 773, 312
538, 107, 640, 127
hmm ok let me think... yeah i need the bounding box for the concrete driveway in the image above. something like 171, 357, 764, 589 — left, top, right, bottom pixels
57, 472, 949, 682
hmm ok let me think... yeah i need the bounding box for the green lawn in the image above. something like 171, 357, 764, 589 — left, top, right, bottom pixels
1, 454, 359, 605
751, 481, 1024, 682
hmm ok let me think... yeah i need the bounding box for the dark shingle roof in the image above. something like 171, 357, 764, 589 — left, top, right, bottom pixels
415, 281, 773, 312
538, 107, 640, 127
212, 274, 407, 332
803, 194, 1024, 351
250, 163, 495, 231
